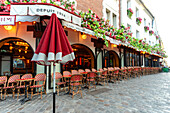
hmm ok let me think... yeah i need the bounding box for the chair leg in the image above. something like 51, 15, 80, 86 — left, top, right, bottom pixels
43, 86, 47, 95
41, 87, 42, 99
0, 89, 2, 100
31, 88, 33, 99
17, 89, 20, 100
57, 86, 59, 96
27, 87, 29, 98
13, 88, 15, 99
72, 86, 75, 99
4, 89, 6, 99
79, 86, 83, 98
64, 84, 66, 93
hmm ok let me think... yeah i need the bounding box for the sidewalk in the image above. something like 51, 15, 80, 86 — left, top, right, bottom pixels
0, 72, 170, 113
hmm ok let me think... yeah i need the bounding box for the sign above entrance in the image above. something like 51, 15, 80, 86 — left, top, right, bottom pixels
10, 3, 81, 26
0, 15, 16, 25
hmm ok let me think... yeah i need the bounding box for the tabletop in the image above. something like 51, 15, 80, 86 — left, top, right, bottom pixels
63, 75, 72, 78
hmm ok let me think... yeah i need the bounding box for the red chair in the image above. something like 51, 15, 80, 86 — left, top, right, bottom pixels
70, 74, 83, 99
99, 68, 108, 86
30, 73, 46, 99
86, 72, 97, 89
71, 70, 79, 74
16, 74, 32, 100
85, 69, 91, 72
52, 72, 66, 96
0, 76, 7, 99
3, 75, 20, 99
92, 68, 97, 72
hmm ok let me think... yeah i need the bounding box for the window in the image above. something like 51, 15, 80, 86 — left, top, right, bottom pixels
127, 0, 131, 9
106, 9, 111, 24
127, 24, 131, 31
113, 13, 117, 28
136, 8, 139, 18
136, 30, 139, 39
149, 41, 151, 45
144, 18, 146, 26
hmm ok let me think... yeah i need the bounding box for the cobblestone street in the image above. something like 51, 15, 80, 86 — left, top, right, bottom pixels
0, 72, 170, 113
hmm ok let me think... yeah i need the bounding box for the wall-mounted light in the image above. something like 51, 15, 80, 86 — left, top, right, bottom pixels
25, 51, 27, 53
27, 60, 30, 63
33, 21, 36, 24
112, 44, 117, 48
4, 26, 13, 30
19, 49, 21, 52
64, 26, 67, 29
9, 46, 13, 50
18, 21, 21, 24
81, 32, 87, 39
74, 29, 77, 32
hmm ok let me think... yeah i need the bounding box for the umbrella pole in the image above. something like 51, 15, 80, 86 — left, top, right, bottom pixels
53, 64, 56, 113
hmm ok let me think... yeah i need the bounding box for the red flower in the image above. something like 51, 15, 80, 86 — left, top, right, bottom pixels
139, 39, 142, 43
126, 36, 128, 39
113, 35, 116, 39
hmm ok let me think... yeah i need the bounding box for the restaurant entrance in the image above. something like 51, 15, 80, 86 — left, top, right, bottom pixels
62, 44, 95, 71
0, 37, 34, 76
104, 51, 119, 68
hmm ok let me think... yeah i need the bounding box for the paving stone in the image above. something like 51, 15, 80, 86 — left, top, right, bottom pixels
0, 73, 170, 112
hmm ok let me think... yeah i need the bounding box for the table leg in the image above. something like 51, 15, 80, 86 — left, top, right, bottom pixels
20, 82, 30, 105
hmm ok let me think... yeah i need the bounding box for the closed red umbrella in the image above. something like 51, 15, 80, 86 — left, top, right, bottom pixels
31, 13, 75, 113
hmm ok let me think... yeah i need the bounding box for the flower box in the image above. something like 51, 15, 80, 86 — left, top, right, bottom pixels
156, 36, 159, 40
127, 8, 133, 19
144, 26, 149, 32
136, 17, 142, 26
149, 30, 154, 36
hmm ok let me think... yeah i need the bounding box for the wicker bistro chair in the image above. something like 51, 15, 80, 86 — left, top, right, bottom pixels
70, 74, 83, 99
30, 73, 46, 99
119, 67, 128, 80
0, 76, 7, 100
85, 69, 91, 72
63, 71, 72, 84
16, 74, 33, 100
112, 69, 120, 83
71, 70, 79, 74
86, 72, 97, 89
99, 68, 108, 86
52, 72, 66, 96
78, 69, 86, 85
92, 68, 97, 72
3, 75, 20, 99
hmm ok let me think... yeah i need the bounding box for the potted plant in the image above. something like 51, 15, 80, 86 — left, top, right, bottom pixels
136, 17, 142, 26
149, 30, 154, 36
144, 26, 149, 32
127, 8, 133, 19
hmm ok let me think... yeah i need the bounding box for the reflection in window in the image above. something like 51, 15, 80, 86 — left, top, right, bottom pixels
13, 58, 25, 68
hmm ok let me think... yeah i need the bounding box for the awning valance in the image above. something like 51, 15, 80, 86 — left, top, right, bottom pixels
10, 3, 81, 26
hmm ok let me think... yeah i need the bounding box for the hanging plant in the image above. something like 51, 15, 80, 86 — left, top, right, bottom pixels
149, 30, 154, 36
136, 17, 142, 26
144, 26, 149, 32
127, 8, 133, 19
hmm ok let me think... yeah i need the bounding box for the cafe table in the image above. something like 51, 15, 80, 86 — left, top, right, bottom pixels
16, 78, 34, 104
63, 75, 72, 94
0, 80, 5, 100
80, 72, 89, 88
